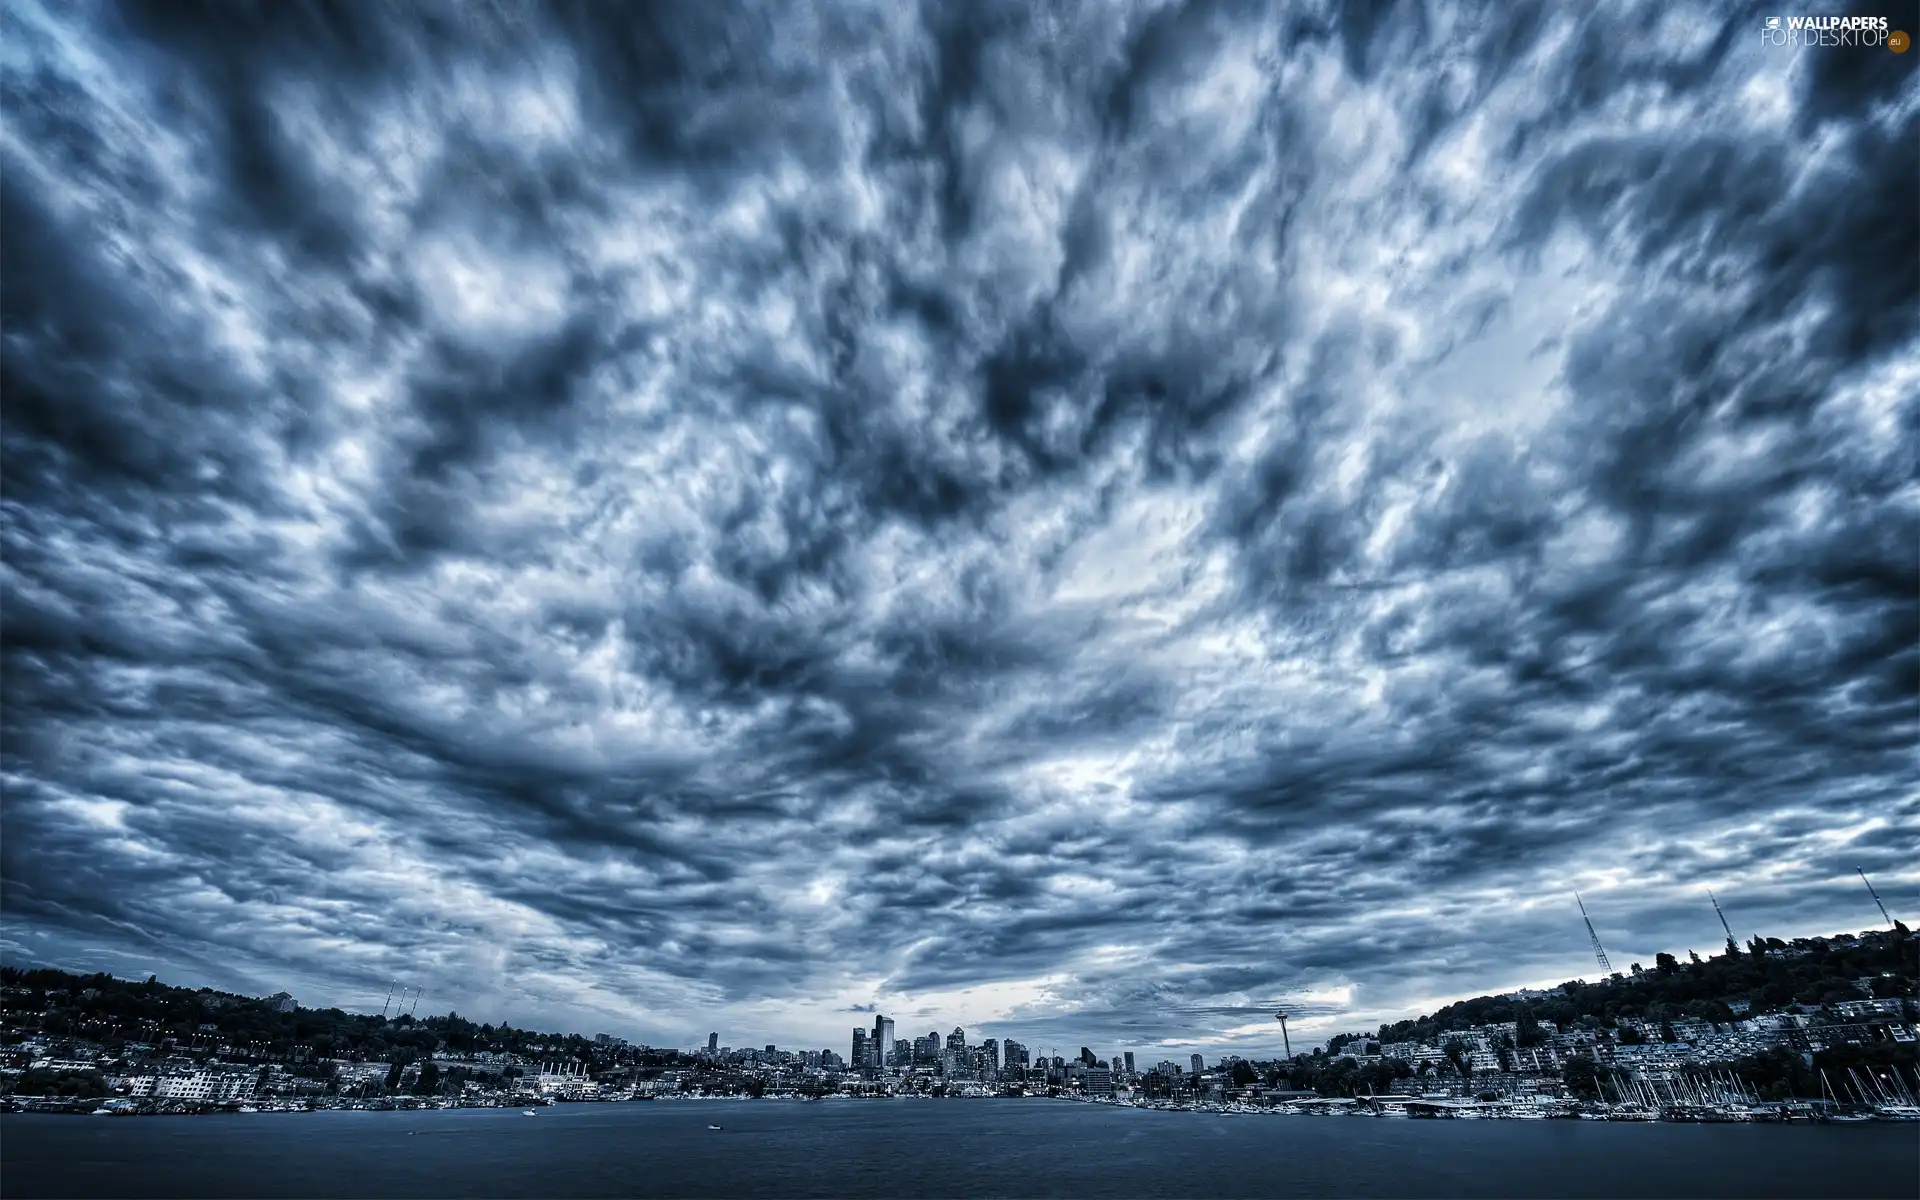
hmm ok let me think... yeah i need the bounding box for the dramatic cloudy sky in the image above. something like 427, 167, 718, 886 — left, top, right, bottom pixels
2, 0, 1915, 1056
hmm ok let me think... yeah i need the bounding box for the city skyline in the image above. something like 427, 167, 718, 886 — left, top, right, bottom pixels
3, 0, 1916, 1063
11, 920, 1912, 1107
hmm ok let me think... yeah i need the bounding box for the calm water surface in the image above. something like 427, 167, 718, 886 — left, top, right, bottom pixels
6, 1100, 1917, 1199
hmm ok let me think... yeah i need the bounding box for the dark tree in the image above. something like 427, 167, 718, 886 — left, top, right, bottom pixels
1562, 1056, 1602, 1098
1515, 1006, 1545, 1048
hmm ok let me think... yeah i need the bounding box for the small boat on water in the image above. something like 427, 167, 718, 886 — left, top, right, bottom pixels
708, 1124, 724, 1131
522, 1109, 538, 1117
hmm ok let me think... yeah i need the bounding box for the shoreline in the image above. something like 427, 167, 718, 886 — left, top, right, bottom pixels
8, 1093, 1912, 1124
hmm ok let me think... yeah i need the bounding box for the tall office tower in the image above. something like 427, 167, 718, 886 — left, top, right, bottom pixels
707, 1032, 718, 1054
1110, 1057, 1123, 1075
1001, 1038, 1027, 1070
1123, 1051, 1135, 1074
982, 1037, 1000, 1075
946, 1026, 967, 1052
874, 1016, 895, 1069
1190, 1054, 1205, 1076
852, 1028, 869, 1069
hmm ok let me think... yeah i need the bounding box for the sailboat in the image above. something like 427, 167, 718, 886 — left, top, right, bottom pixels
1820, 1070, 1872, 1123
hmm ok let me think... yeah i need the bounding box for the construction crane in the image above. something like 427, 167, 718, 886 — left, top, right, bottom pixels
1575, 891, 1613, 974
1708, 889, 1740, 952
380, 981, 396, 1020
1859, 868, 1895, 929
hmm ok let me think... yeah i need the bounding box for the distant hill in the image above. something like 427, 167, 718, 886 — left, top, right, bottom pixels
1277, 925, 1917, 1101
1365, 925, 1916, 1049
0, 966, 605, 1067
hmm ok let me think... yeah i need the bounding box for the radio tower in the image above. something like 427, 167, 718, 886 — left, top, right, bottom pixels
1575, 891, 1613, 974
1708, 889, 1739, 952
1859, 868, 1895, 929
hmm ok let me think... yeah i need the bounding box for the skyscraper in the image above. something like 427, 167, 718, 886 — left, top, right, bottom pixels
1001, 1038, 1028, 1070
707, 1032, 718, 1054
1123, 1051, 1135, 1074
981, 1037, 1000, 1075
1190, 1053, 1205, 1076
874, 1015, 895, 1070
852, 1028, 868, 1069
946, 1026, 966, 1051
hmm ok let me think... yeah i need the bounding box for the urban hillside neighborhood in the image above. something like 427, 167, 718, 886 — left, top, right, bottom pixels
5, 925, 1915, 1121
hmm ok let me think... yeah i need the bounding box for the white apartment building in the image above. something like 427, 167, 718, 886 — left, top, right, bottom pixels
152, 1071, 256, 1102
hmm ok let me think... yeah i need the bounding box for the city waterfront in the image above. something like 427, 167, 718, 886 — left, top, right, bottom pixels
6, 1099, 1917, 1199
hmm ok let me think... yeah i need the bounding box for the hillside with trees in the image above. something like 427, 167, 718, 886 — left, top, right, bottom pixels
1282, 925, 1916, 1100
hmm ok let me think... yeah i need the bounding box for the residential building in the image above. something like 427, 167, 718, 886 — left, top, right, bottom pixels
153, 1070, 256, 1103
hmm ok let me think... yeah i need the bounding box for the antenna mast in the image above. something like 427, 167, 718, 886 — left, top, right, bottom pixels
1708, 889, 1738, 948
1859, 868, 1895, 929
1576, 891, 1613, 974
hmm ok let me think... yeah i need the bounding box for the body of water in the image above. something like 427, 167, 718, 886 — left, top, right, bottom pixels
6, 1100, 1916, 1199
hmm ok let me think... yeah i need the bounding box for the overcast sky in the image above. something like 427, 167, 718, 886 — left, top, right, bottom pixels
2, 0, 1915, 1058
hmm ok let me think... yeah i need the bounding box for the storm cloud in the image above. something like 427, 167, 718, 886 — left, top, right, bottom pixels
2, 0, 1915, 1054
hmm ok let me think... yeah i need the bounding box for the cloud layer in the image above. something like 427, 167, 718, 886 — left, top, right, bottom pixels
3, 0, 1916, 1053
